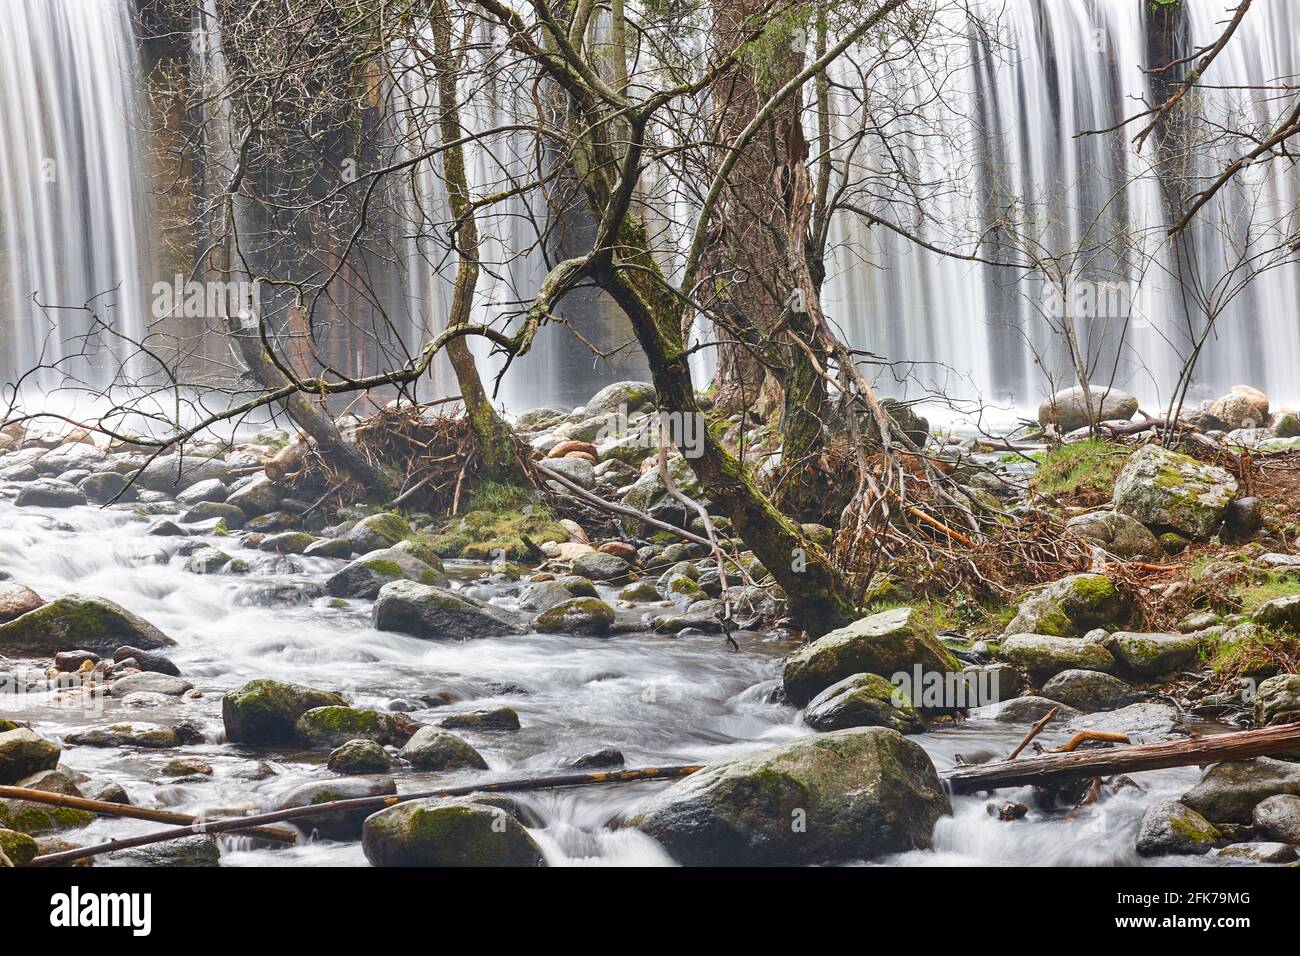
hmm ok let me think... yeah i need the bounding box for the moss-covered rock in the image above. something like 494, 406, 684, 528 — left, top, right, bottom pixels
1112, 445, 1237, 539
362, 798, 547, 866
0, 827, 38, 866
1040, 669, 1140, 712
64, 723, 180, 748
1003, 573, 1127, 637
534, 597, 615, 636
373, 580, 525, 639
326, 547, 447, 600
222, 679, 348, 746
1103, 631, 1201, 678
570, 551, 630, 581
782, 607, 960, 706
275, 774, 397, 840
294, 706, 420, 749
399, 726, 488, 771
0, 593, 175, 656
1063, 510, 1161, 559
346, 512, 412, 553
802, 673, 923, 734
259, 531, 317, 554
327, 738, 392, 775
1182, 758, 1300, 824
438, 707, 521, 732
1136, 800, 1220, 856
1253, 595, 1300, 632
997, 634, 1116, 683
624, 728, 949, 865
618, 580, 661, 602
1255, 674, 1300, 726
0, 769, 94, 834
0, 728, 61, 785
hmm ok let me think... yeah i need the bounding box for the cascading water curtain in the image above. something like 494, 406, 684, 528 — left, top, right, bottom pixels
0, 0, 151, 391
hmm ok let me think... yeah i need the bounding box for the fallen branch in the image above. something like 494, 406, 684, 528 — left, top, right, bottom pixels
0, 786, 297, 844
1006, 706, 1059, 760
1049, 730, 1131, 754
27, 764, 704, 867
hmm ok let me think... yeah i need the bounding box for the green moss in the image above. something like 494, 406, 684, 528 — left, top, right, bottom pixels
1168, 812, 1219, 844
420, 500, 568, 561
1030, 439, 1132, 501
1238, 576, 1300, 613
362, 559, 403, 578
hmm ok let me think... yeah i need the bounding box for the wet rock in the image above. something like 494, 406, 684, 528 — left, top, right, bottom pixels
1003, 573, 1127, 637
326, 547, 447, 600
65, 723, 180, 749
275, 774, 397, 840
517, 579, 580, 612
184, 546, 238, 574
222, 679, 349, 746
175, 478, 228, 505
399, 726, 488, 771
0, 594, 175, 656
294, 706, 420, 749
113, 834, 220, 867
1253, 596, 1300, 632
0, 728, 61, 785
997, 634, 1115, 683
1041, 669, 1140, 712
961, 663, 1023, 704
78, 471, 132, 503
993, 695, 1080, 723
113, 645, 181, 676
1214, 842, 1296, 864
1254, 674, 1300, 726
534, 597, 615, 635
1103, 631, 1200, 678
1209, 385, 1269, 430
802, 673, 923, 733
54, 650, 98, 672
1112, 445, 1237, 539
346, 512, 411, 553
0, 770, 95, 834
0, 827, 38, 866
327, 739, 392, 775
1182, 758, 1300, 824
0, 582, 44, 624
226, 474, 282, 517
625, 728, 949, 866
362, 798, 547, 867
374, 580, 525, 640
159, 757, 213, 777
1064, 511, 1161, 559
438, 707, 521, 732
14, 478, 87, 508
782, 607, 959, 706
109, 671, 193, 697
1136, 800, 1220, 856
565, 748, 625, 770
303, 536, 353, 558
570, 551, 630, 581
181, 501, 247, 528
1065, 703, 1184, 740
617, 580, 661, 602
1038, 385, 1138, 432
1253, 794, 1300, 844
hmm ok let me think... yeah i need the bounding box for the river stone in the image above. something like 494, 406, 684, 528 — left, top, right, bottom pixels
1003, 573, 1127, 637
346, 512, 411, 553
1063, 511, 1161, 559
362, 798, 547, 867
0, 769, 94, 834
0, 583, 43, 624
534, 597, 615, 635
226, 474, 283, 517
1041, 669, 1140, 712
78, 471, 132, 504
438, 707, 521, 732
112, 645, 180, 677
135, 455, 234, 493
961, 662, 1024, 704
14, 478, 87, 508
65, 723, 179, 748
0, 729, 61, 785
992, 695, 1080, 723
802, 673, 923, 733
1136, 800, 1220, 856
621, 456, 704, 534
997, 634, 1116, 683
1037, 385, 1138, 432
109, 671, 192, 697
176, 478, 228, 505
1112, 445, 1237, 539
326, 547, 447, 600
570, 551, 630, 581
222, 679, 349, 746
328, 739, 392, 775
1214, 842, 1297, 863
399, 726, 488, 771
259, 531, 315, 554
584, 380, 656, 417
373, 580, 525, 639
1252, 794, 1300, 844
782, 606, 960, 706
517, 579, 580, 612
1253, 595, 1300, 631
0, 827, 38, 866
304, 536, 353, 558
294, 706, 419, 749
1103, 631, 1200, 678
0, 594, 175, 656
1064, 702, 1184, 740
625, 728, 949, 866
1181, 758, 1300, 824
276, 774, 397, 840
111, 834, 220, 867
1209, 385, 1269, 430
181, 501, 247, 528
184, 546, 236, 574
1254, 674, 1300, 726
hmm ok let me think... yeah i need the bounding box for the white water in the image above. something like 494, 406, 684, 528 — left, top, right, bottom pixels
0, 0, 150, 388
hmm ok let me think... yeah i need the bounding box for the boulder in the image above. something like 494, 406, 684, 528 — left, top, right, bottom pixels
438, 707, 521, 732
624, 728, 950, 866
399, 727, 488, 771
275, 775, 397, 840
1254, 674, 1300, 726
226, 475, 283, 517
1064, 703, 1184, 740
1181, 758, 1300, 824
542, 456, 596, 490
1209, 385, 1269, 430
1253, 596, 1300, 632
65, 723, 179, 748
222, 679, 349, 746
1103, 631, 1200, 678
517, 580, 581, 612
1214, 842, 1296, 864
78, 471, 132, 504
14, 478, 87, 508
583, 381, 656, 417
802, 673, 923, 733
782, 607, 959, 706
134, 455, 234, 493
327, 739, 392, 775
0, 828, 38, 866
175, 478, 228, 505
1041, 669, 1140, 712
1252, 794, 1300, 845
184, 546, 237, 574
997, 634, 1116, 683
373, 580, 525, 639
346, 512, 411, 553
109, 672, 192, 697
0, 583, 43, 624
294, 706, 419, 749
1003, 573, 1127, 637
1037, 385, 1138, 432
570, 551, 630, 581
180, 501, 247, 528
534, 597, 615, 636
0, 594, 175, 656
326, 547, 447, 600
1135, 800, 1220, 856
1112, 445, 1237, 539
1063, 511, 1161, 559
0, 729, 61, 785
993, 695, 1081, 723
0, 769, 94, 833
362, 799, 546, 867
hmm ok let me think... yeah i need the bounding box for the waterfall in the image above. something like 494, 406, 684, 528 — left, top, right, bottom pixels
0, 0, 151, 390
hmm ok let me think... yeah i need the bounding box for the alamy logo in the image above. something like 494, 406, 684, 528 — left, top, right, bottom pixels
151, 274, 261, 327
49, 886, 152, 937
1033, 277, 1153, 329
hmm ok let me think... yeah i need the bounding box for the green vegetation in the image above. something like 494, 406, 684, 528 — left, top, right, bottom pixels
1029, 439, 1132, 502
419, 486, 568, 560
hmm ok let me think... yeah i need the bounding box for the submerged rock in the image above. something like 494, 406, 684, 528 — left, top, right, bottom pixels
222, 679, 349, 746
0, 594, 175, 657
362, 798, 547, 867
625, 728, 949, 866
1003, 573, 1127, 637
373, 580, 525, 639
1136, 800, 1220, 856
1112, 445, 1237, 539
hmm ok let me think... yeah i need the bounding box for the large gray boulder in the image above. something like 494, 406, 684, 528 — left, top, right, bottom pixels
1136, 800, 1220, 856
1112, 445, 1237, 539
222, 679, 348, 746
1209, 385, 1269, 430
399, 727, 488, 772
583, 381, 656, 418
997, 634, 1116, 683
1003, 573, 1127, 637
326, 547, 447, 600
1252, 794, 1300, 845
1254, 674, 1300, 726
294, 706, 420, 749
782, 607, 959, 706
14, 478, 87, 508
533, 597, 615, 636
1037, 385, 1138, 432
363, 799, 546, 867
624, 728, 949, 866
802, 673, 923, 734
373, 580, 524, 639
1103, 631, 1201, 679
0, 594, 175, 657
346, 512, 411, 553
0, 729, 61, 785
1181, 758, 1300, 824
1041, 669, 1140, 712
1064, 511, 1161, 559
